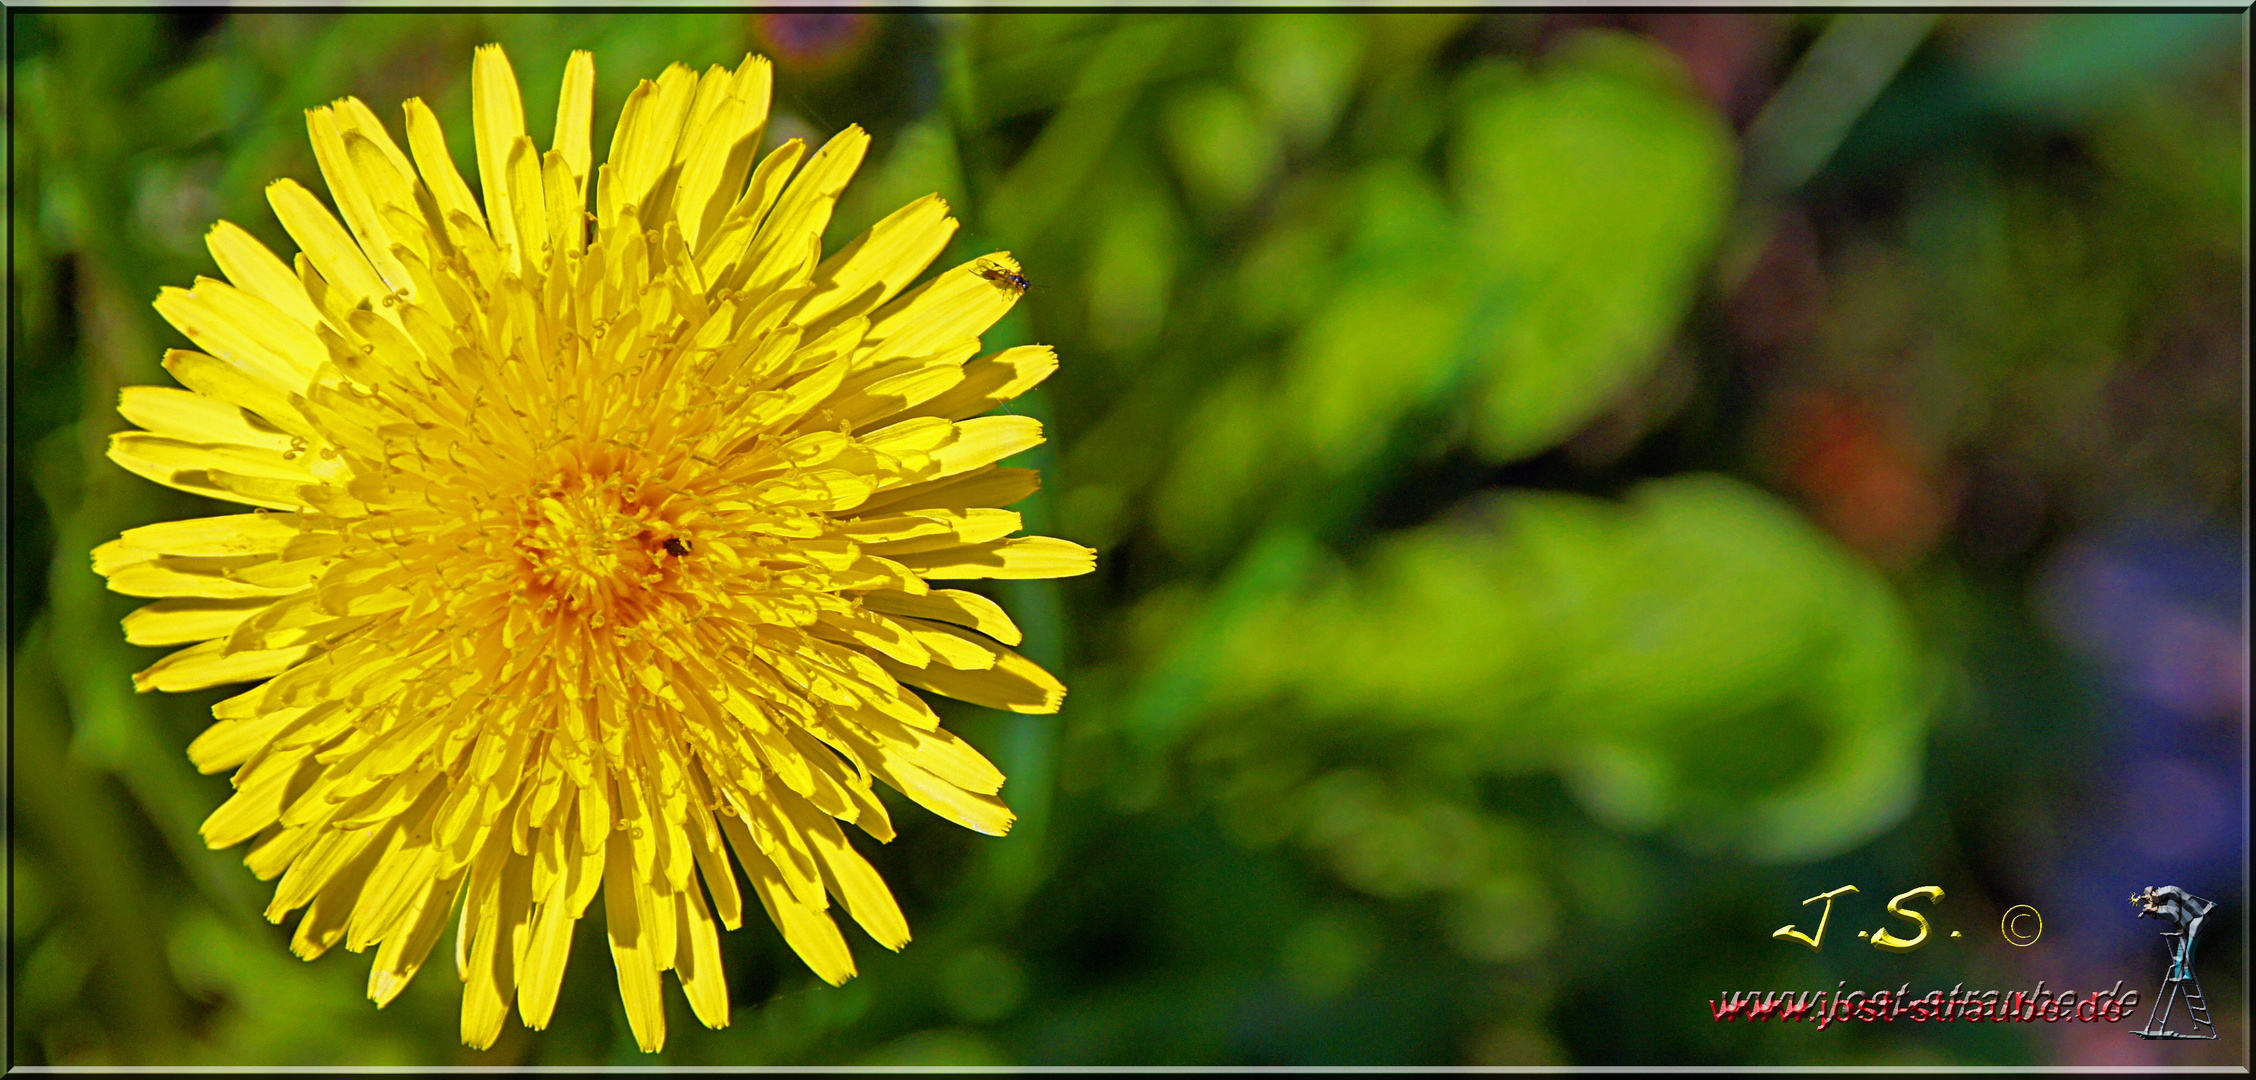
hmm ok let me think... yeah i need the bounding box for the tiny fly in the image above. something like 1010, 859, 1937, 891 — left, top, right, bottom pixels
662, 537, 692, 557
973, 259, 1030, 296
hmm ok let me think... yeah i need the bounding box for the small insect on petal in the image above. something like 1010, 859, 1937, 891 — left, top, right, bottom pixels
973, 260, 1030, 296
663, 537, 692, 557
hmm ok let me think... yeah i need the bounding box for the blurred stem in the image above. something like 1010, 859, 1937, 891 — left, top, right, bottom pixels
982, 380, 1068, 908
980, 15, 1187, 249
12, 620, 191, 1061
934, 14, 981, 147
1742, 13, 1938, 196
30, 18, 271, 926
50, 256, 267, 923
1719, 13, 1938, 290
941, 19, 1103, 907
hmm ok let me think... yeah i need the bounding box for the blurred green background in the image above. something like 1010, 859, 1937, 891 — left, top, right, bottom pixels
7, 11, 2245, 1066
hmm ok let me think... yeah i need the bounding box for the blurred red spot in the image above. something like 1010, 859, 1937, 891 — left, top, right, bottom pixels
1764, 391, 1954, 568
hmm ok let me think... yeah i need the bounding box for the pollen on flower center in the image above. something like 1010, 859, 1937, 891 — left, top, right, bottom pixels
512, 465, 682, 617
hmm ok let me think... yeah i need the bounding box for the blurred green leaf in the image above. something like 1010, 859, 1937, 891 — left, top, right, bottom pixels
1283, 264, 1469, 471
1238, 15, 1365, 153
15, 929, 98, 1021
1162, 81, 1285, 219
938, 945, 1031, 1024
1279, 905, 1380, 1000
1082, 165, 1185, 353
1207, 475, 1932, 862
857, 1029, 1006, 1066
1451, 32, 1735, 463
139, 58, 254, 151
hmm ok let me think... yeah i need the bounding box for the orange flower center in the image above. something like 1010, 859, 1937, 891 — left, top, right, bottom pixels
512, 460, 687, 625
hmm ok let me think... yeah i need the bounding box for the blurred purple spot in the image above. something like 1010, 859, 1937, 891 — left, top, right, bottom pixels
2123, 758, 2227, 862
757, 12, 875, 68
2037, 533, 2248, 722
2135, 608, 2247, 718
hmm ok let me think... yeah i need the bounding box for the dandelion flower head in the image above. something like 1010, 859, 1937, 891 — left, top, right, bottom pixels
93, 45, 1094, 1051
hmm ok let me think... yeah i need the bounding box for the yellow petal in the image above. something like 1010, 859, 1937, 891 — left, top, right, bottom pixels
206, 220, 323, 328
896, 345, 1059, 423
858, 253, 1024, 371
106, 432, 307, 512
186, 702, 309, 774
884, 614, 998, 670
368, 870, 462, 1008
543, 150, 585, 260
164, 347, 317, 437
154, 279, 323, 388
133, 637, 312, 693
460, 844, 534, 1050
123, 597, 272, 647
740, 842, 856, 986
858, 588, 1023, 646
604, 63, 699, 228
551, 50, 596, 202
119, 513, 301, 557
776, 797, 909, 950
471, 44, 529, 270
267, 178, 388, 314
307, 105, 410, 294
289, 831, 391, 961
505, 134, 550, 281
203, 750, 315, 847
672, 882, 731, 1029
102, 552, 307, 600
846, 704, 1007, 796
695, 139, 804, 284
344, 130, 433, 267
603, 830, 668, 1053
108, 431, 315, 485
858, 509, 1024, 554
877, 638, 1066, 715
518, 826, 591, 1030
403, 97, 486, 233
927, 414, 1044, 478
852, 465, 1042, 516
840, 723, 1016, 836
334, 96, 418, 186
117, 385, 293, 451
731, 125, 869, 295
826, 344, 975, 431
658, 64, 740, 247
675, 55, 772, 252
801, 194, 958, 334
890, 535, 1097, 581
207, 470, 320, 512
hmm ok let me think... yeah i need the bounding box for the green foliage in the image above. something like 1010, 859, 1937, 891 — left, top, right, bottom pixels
1451, 35, 1734, 462
1201, 476, 1928, 861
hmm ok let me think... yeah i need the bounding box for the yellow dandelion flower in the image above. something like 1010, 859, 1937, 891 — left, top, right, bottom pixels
92, 45, 1093, 1052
